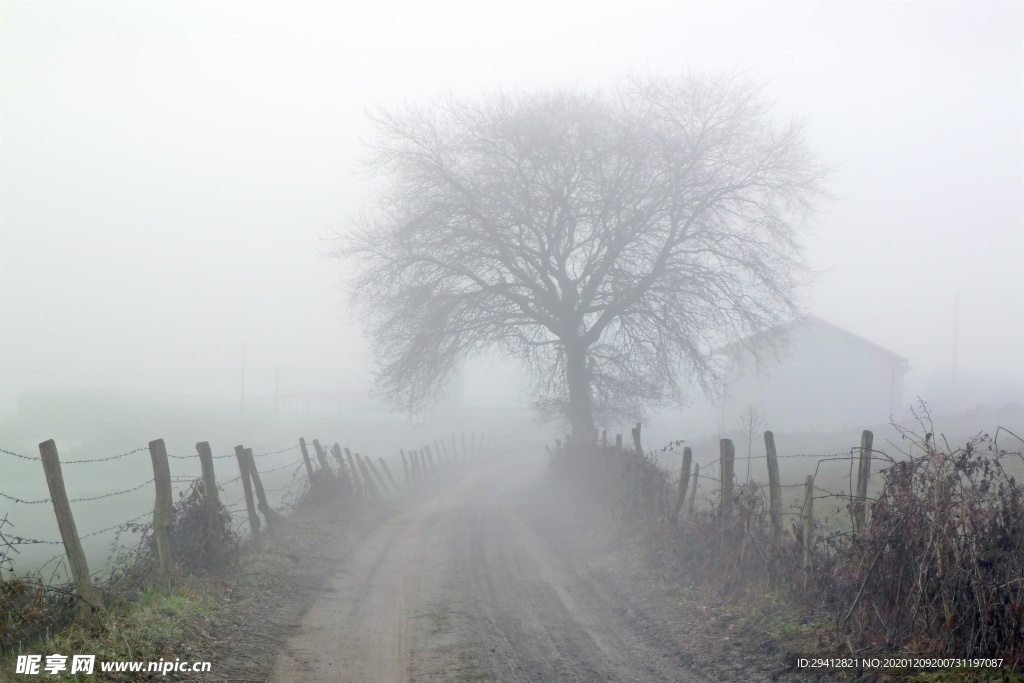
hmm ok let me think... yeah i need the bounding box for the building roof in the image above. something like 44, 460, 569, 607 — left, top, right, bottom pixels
715, 314, 909, 366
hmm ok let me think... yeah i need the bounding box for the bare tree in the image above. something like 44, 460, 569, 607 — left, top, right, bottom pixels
739, 404, 767, 484
333, 72, 829, 437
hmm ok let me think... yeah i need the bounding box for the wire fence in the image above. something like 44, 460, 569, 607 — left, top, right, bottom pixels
0, 432, 492, 582
0, 440, 313, 572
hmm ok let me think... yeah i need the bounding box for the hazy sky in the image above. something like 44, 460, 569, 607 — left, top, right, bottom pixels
1, 0, 1022, 415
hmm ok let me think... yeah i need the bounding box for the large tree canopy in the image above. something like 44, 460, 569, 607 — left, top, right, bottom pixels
335, 72, 829, 436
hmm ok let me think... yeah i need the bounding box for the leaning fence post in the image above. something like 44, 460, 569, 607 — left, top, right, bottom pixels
379, 457, 400, 492
451, 434, 460, 461
400, 450, 411, 486
424, 445, 435, 471
673, 447, 693, 521
148, 439, 175, 577
38, 440, 98, 610
408, 448, 420, 484
298, 437, 315, 483
332, 444, 352, 495
365, 456, 392, 496
802, 474, 814, 576
764, 431, 783, 587
312, 439, 333, 478
719, 439, 735, 520
356, 454, 381, 497
344, 447, 364, 497
195, 441, 225, 567
854, 430, 873, 533
234, 445, 262, 551
244, 448, 287, 530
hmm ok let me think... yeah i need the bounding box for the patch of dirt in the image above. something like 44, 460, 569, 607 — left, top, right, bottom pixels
200, 495, 401, 682
267, 457, 728, 682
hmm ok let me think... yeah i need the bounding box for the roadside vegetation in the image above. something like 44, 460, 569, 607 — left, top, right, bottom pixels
549, 405, 1024, 679
1, 465, 379, 681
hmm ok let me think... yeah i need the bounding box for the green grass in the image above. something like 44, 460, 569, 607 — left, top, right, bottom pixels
1, 573, 236, 681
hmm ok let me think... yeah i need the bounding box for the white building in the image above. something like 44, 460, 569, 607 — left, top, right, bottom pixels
717, 315, 910, 432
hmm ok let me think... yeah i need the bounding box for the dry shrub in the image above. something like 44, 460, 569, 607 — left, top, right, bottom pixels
547, 409, 1024, 665
813, 422, 1023, 663
0, 517, 85, 654
166, 479, 241, 573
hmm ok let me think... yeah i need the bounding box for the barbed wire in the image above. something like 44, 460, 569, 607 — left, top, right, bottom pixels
61, 447, 151, 464
81, 510, 153, 539
0, 447, 38, 461
4, 442, 302, 465
0, 490, 52, 505
255, 458, 305, 475
69, 479, 155, 503
5, 535, 63, 546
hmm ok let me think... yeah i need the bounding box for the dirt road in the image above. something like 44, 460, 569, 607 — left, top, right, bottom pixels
269, 457, 706, 683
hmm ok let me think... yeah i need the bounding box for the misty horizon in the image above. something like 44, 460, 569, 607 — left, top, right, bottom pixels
2, 0, 1022, 426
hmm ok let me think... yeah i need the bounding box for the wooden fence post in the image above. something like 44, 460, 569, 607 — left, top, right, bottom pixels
400, 450, 411, 486
686, 463, 700, 520
148, 439, 175, 577
408, 448, 419, 484
38, 440, 98, 609
719, 439, 735, 520
298, 437, 315, 483
451, 434, 460, 461
439, 440, 450, 463
673, 447, 693, 521
631, 423, 643, 456
854, 430, 873, 533
365, 457, 392, 496
312, 439, 333, 478
244, 448, 287, 530
332, 443, 353, 495
345, 448, 364, 497
764, 431, 783, 587
234, 445, 262, 551
379, 457, 400, 492
425, 445, 435, 471
802, 474, 814, 575
356, 454, 381, 497
195, 441, 225, 567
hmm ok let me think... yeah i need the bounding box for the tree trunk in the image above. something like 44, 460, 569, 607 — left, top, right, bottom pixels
564, 339, 595, 439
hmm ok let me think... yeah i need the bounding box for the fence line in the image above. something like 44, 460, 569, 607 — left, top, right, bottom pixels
0, 430, 498, 589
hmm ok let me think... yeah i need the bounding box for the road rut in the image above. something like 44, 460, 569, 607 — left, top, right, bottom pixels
269, 458, 705, 682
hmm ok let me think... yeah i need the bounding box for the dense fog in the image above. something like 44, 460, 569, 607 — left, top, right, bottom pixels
2, 0, 1021, 460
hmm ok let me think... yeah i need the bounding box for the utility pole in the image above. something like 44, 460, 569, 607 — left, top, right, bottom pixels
274, 365, 280, 418
952, 294, 959, 411
240, 343, 246, 438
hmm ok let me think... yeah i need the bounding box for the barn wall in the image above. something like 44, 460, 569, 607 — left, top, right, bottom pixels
722, 327, 904, 432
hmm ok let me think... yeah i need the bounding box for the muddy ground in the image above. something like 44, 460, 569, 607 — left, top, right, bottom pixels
200, 454, 800, 683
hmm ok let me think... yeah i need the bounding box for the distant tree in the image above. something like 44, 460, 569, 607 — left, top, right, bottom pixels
333, 72, 830, 437
739, 404, 767, 484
